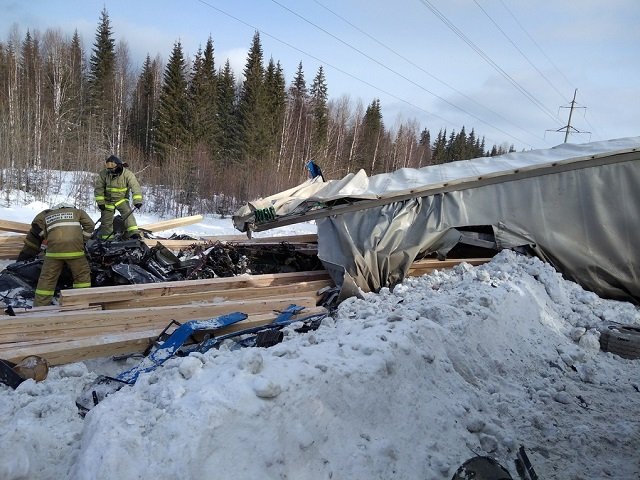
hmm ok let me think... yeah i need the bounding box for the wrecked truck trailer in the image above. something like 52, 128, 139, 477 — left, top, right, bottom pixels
0, 237, 324, 309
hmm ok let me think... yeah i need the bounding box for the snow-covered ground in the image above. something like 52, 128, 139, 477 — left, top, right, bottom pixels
1, 193, 639, 479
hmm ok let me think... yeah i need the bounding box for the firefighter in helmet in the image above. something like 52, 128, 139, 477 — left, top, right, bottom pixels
33, 203, 94, 307
94, 155, 143, 240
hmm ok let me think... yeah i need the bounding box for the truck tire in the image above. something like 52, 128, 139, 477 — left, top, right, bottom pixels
451, 456, 512, 480
599, 324, 640, 360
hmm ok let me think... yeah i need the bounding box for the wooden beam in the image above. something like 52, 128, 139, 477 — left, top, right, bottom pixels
0, 220, 31, 234
0, 235, 25, 245
140, 214, 204, 233
103, 279, 333, 309
59, 270, 331, 306
0, 332, 156, 366
0, 295, 318, 343
0, 306, 328, 365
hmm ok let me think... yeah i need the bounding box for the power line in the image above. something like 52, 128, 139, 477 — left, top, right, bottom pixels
473, 0, 567, 102
496, 0, 602, 140
418, 0, 563, 127
497, 0, 574, 93
193, 0, 459, 130
269, 0, 537, 147
195, 0, 534, 148
313, 0, 544, 145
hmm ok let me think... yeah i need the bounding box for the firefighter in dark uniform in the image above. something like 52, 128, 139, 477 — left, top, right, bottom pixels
33, 203, 95, 307
94, 155, 143, 240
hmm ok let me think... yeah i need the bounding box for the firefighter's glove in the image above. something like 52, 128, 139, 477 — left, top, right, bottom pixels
134, 203, 142, 209
98, 204, 106, 211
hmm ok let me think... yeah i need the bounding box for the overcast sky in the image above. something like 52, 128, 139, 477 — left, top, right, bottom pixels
2, 0, 639, 151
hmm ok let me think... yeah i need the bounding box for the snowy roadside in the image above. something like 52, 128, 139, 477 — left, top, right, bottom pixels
1, 251, 639, 479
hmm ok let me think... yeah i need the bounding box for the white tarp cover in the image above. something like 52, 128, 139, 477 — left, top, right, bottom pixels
234, 137, 640, 303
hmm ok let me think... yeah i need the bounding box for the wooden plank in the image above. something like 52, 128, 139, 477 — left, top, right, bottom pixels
408, 257, 492, 276
0, 234, 26, 259
0, 306, 328, 365
2, 290, 321, 340
142, 238, 211, 249
103, 279, 333, 309
140, 215, 204, 233
0, 234, 26, 244
0, 306, 328, 347
0, 333, 155, 365
0, 220, 30, 234
0, 295, 318, 342
0, 304, 98, 316
59, 270, 331, 306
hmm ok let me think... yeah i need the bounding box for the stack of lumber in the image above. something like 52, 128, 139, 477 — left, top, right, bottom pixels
0, 235, 25, 260
0, 270, 333, 366
0, 219, 31, 234
1, 212, 494, 369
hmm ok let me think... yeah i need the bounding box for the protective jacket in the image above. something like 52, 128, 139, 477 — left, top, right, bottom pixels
42, 207, 95, 258
94, 168, 143, 210
33, 206, 94, 307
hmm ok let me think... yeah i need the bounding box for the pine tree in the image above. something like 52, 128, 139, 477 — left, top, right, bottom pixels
153, 41, 189, 160
309, 65, 328, 161
20, 30, 43, 167
432, 129, 447, 164
69, 30, 86, 131
215, 59, 240, 167
129, 54, 160, 157
418, 128, 432, 166
284, 61, 309, 178
359, 98, 383, 172
451, 126, 467, 161
263, 57, 286, 166
87, 8, 116, 148
188, 36, 217, 148
237, 31, 268, 162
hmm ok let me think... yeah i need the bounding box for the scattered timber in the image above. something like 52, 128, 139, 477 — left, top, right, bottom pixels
0, 292, 325, 365
139, 214, 203, 233
0, 222, 494, 369
59, 270, 331, 307
0, 219, 31, 234
0, 307, 328, 366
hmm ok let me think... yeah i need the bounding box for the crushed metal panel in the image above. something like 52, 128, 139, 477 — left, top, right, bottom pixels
317, 146, 640, 303
233, 137, 640, 234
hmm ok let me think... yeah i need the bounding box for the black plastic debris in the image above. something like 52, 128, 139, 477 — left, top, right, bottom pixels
1, 237, 323, 307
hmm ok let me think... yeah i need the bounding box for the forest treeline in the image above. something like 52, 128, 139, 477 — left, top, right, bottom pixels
0, 9, 515, 216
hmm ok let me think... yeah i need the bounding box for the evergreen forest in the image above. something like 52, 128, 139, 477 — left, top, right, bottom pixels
0, 9, 515, 216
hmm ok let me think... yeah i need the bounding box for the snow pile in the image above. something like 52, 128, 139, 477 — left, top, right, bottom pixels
2, 250, 638, 479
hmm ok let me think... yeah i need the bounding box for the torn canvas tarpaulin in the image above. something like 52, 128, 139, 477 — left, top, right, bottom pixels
234, 137, 640, 303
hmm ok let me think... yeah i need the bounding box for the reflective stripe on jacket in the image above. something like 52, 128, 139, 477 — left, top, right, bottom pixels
43, 207, 95, 258
94, 168, 143, 206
